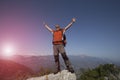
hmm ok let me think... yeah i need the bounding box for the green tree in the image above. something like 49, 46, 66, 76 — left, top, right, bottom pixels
79, 64, 120, 80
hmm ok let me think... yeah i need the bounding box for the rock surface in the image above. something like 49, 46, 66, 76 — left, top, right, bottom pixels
27, 70, 76, 80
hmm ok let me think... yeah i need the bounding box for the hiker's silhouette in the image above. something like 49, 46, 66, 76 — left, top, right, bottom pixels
44, 18, 76, 73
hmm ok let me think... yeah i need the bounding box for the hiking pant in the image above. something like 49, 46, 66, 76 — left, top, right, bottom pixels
53, 44, 74, 73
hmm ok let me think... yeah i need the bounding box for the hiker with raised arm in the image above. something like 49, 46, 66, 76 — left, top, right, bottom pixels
44, 18, 76, 73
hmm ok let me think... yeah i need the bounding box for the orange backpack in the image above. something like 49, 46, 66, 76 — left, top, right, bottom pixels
53, 29, 66, 46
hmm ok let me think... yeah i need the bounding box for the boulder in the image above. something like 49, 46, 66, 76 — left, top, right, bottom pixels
27, 70, 76, 80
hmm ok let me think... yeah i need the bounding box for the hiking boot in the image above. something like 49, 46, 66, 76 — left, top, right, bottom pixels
68, 69, 75, 73
54, 70, 60, 74
67, 67, 75, 73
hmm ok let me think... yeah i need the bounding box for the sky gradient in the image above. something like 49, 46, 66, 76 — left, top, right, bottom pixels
0, 0, 120, 61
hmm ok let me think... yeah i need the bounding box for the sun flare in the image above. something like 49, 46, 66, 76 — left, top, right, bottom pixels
3, 44, 15, 57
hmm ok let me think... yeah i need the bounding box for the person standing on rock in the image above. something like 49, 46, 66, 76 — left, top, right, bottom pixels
44, 18, 76, 73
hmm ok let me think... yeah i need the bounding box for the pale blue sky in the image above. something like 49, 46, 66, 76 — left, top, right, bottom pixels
0, 0, 120, 61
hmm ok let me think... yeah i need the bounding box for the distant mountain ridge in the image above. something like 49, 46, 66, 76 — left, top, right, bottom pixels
0, 59, 33, 80
1, 55, 119, 80
4, 55, 119, 73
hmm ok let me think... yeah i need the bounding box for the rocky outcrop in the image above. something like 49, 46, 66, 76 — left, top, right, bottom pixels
27, 70, 76, 80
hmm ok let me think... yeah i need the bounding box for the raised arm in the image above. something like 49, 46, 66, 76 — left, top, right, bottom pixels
64, 18, 76, 32
44, 22, 53, 33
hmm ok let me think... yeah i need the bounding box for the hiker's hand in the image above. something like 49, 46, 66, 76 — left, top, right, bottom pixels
43, 22, 48, 27
72, 18, 76, 22
43, 22, 46, 25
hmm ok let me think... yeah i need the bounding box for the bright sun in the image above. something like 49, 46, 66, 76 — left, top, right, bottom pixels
3, 44, 15, 57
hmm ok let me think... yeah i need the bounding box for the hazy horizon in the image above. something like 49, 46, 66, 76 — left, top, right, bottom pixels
0, 53, 119, 63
